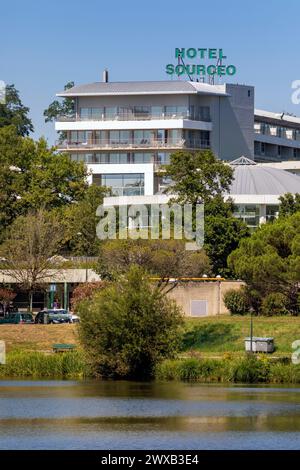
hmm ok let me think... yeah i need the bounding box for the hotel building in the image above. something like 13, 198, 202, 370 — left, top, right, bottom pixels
55, 75, 300, 227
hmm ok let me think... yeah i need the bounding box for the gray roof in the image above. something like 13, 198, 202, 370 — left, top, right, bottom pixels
57, 80, 228, 97
229, 165, 300, 195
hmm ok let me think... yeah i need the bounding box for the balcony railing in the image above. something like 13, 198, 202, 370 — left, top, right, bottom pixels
57, 139, 210, 151
254, 125, 300, 141
56, 112, 211, 122
108, 187, 144, 197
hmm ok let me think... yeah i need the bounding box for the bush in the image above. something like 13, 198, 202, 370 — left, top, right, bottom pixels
223, 288, 249, 315
78, 265, 184, 379
261, 292, 289, 316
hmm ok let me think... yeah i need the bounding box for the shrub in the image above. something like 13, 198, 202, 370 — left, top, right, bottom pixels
78, 265, 184, 379
261, 292, 289, 316
223, 288, 249, 315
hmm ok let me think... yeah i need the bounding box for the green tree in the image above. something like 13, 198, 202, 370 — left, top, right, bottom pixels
62, 184, 108, 256
97, 239, 212, 279
204, 197, 249, 276
279, 193, 300, 217
0, 84, 33, 136
0, 126, 87, 236
163, 151, 249, 275
44, 81, 75, 142
78, 265, 184, 378
228, 212, 300, 314
0, 210, 64, 311
164, 149, 233, 204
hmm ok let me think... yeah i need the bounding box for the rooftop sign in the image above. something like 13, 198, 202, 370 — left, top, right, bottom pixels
166, 48, 236, 77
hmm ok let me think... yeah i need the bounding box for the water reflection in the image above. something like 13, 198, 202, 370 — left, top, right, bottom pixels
0, 380, 299, 449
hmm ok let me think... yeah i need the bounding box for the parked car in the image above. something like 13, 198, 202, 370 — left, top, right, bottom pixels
71, 314, 80, 323
0, 312, 34, 324
35, 309, 72, 324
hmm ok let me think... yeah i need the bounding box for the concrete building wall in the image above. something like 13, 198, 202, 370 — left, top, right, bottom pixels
218, 84, 254, 160
167, 280, 245, 316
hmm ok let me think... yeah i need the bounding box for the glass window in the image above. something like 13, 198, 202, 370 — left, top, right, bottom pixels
120, 131, 130, 144
151, 106, 163, 118
80, 108, 89, 119
105, 107, 117, 119
91, 108, 104, 119
134, 106, 150, 118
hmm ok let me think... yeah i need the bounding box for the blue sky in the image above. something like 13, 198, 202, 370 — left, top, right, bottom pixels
1, 0, 300, 143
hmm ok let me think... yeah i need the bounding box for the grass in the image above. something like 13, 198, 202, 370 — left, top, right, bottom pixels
0, 350, 86, 379
181, 315, 300, 355
156, 356, 300, 384
0, 324, 79, 353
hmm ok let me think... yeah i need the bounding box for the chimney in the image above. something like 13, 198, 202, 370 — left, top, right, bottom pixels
103, 69, 109, 83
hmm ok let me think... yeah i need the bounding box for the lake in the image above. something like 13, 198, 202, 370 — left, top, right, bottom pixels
0, 380, 299, 449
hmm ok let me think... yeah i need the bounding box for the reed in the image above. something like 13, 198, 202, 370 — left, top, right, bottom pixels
0, 350, 86, 379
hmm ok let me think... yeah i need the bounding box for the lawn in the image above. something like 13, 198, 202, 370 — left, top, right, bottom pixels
181, 315, 300, 356
0, 324, 79, 353
0, 316, 299, 357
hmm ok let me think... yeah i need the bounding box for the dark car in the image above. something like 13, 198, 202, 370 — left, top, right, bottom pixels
0, 312, 34, 324
35, 309, 72, 324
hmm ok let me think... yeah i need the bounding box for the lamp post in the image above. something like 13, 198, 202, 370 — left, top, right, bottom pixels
76, 232, 88, 283
249, 306, 254, 354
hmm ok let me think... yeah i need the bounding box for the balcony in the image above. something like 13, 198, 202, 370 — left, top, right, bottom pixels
255, 123, 300, 142
57, 139, 210, 151
56, 111, 211, 123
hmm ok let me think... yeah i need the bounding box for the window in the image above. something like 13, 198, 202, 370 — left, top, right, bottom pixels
105, 107, 117, 119
100, 173, 144, 196
151, 106, 164, 118
134, 106, 150, 118
261, 142, 265, 154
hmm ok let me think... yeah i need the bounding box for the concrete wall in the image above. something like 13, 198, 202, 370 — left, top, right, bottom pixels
167, 280, 245, 316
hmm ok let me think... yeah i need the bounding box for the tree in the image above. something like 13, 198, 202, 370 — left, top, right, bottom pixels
62, 184, 108, 256
0, 287, 16, 314
78, 265, 184, 378
71, 281, 106, 312
228, 212, 300, 314
163, 151, 249, 276
0, 84, 33, 136
164, 149, 233, 205
0, 210, 64, 311
44, 81, 75, 142
261, 293, 289, 316
0, 126, 87, 237
204, 196, 249, 276
279, 193, 300, 217
97, 239, 212, 279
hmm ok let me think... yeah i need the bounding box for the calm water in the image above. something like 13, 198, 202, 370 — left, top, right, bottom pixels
0, 379, 300, 449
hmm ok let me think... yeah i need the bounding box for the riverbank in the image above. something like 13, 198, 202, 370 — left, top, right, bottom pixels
1, 316, 299, 355
1, 351, 300, 383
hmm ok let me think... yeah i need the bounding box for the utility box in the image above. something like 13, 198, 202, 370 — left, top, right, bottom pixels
245, 337, 274, 353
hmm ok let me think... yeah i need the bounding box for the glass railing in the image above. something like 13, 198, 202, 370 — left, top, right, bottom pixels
56, 112, 211, 122
57, 139, 210, 150
109, 187, 144, 197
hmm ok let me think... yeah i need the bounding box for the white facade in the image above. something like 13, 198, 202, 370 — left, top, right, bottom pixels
54, 78, 300, 227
